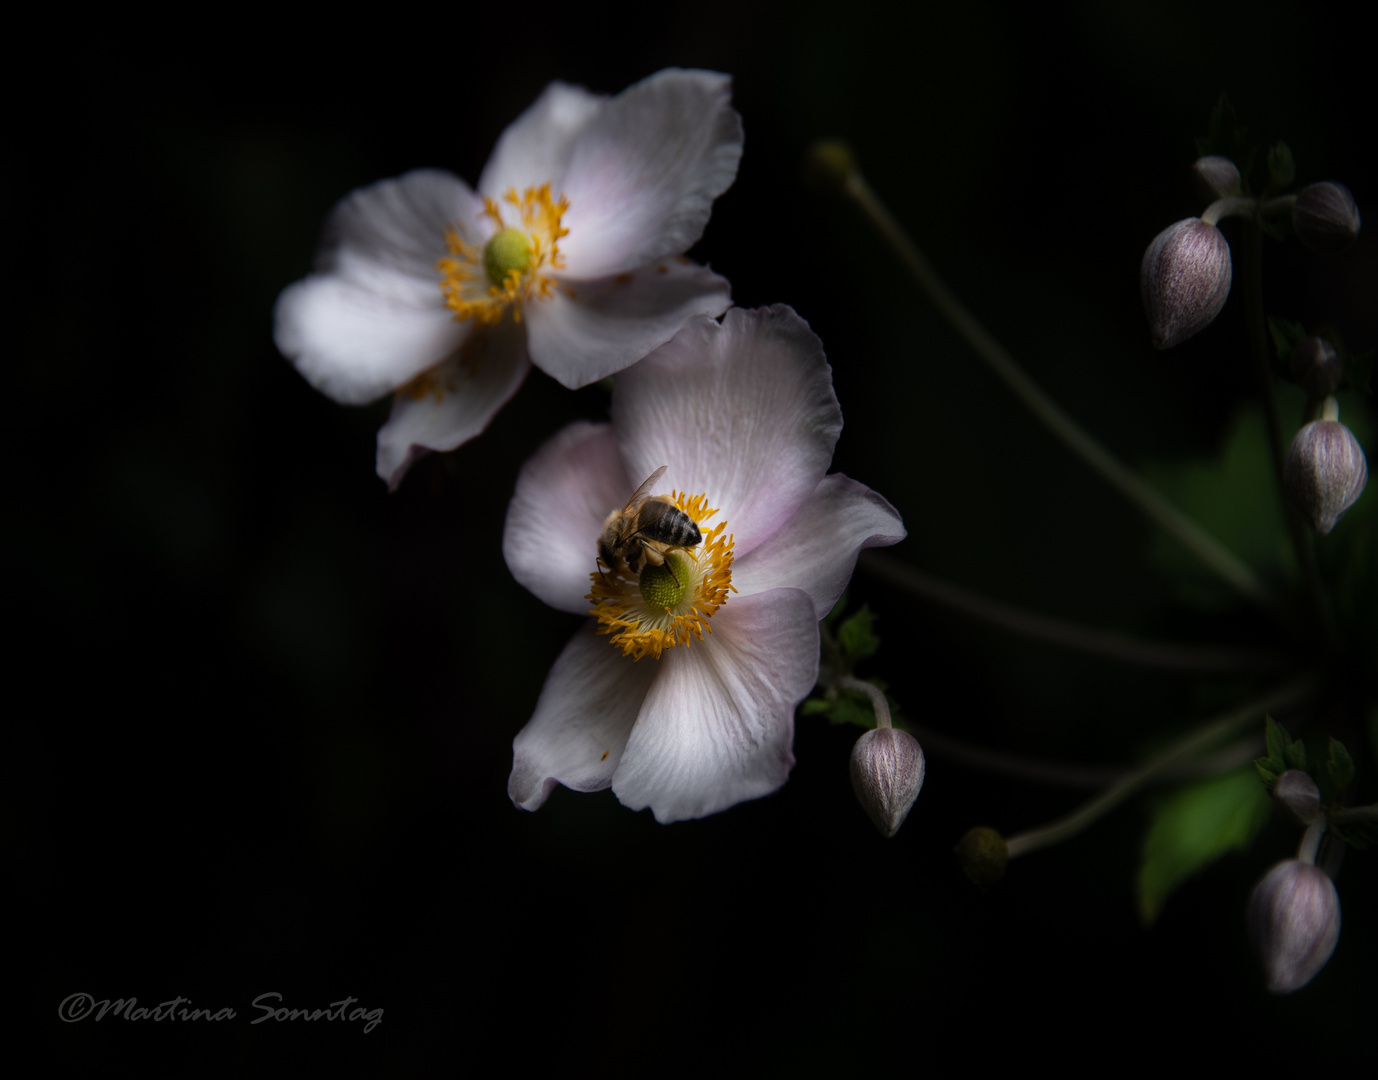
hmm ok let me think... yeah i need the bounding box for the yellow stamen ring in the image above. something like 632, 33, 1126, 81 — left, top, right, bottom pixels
588, 492, 736, 662
436, 183, 569, 326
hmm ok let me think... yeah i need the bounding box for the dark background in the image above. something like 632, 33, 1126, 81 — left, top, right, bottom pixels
16, 1, 1375, 1071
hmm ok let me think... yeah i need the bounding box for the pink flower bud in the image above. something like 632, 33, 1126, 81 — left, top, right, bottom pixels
850, 727, 925, 838
1272, 770, 1321, 825
1140, 219, 1232, 349
1284, 419, 1368, 535
1288, 336, 1342, 397
1293, 182, 1361, 254
1191, 155, 1241, 201
1247, 860, 1340, 993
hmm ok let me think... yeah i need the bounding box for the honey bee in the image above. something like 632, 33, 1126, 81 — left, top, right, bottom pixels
598, 466, 702, 582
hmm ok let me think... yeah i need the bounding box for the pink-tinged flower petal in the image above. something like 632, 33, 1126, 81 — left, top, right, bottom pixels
509, 622, 659, 812
558, 69, 742, 280
527, 260, 731, 388
613, 306, 842, 557
274, 276, 467, 406
611, 589, 819, 823
478, 82, 607, 204
375, 322, 531, 490
733, 474, 905, 617
318, 168, 487, 283
274, 169, 484, 405
503, 422, 631, 615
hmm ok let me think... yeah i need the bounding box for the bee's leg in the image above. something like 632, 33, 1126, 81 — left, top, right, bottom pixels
643, 541, 680, 586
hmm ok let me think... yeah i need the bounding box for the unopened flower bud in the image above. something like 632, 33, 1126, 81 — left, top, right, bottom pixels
1293, 182, 1361, 254
804, 140, 856, 196
1273, 770, 1322, 825
1192, 155, 1241, 201
1247, 859, 1340, 993
850, 727, 924, 838
955, 826, 1008, 888
1140, 219, 1232, 349
1288, 336, 1342, 397
1284, 418, 1368, 535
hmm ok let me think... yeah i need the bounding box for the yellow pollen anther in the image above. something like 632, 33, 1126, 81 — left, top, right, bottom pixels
588, 492, 736, 662
436, 183, 569, 326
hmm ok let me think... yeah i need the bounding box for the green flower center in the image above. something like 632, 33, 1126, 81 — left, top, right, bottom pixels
638, 553, 693, 611
483, 226, 532, 287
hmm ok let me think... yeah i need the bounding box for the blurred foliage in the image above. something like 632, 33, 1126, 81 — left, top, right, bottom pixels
1137, 766, 1272, 925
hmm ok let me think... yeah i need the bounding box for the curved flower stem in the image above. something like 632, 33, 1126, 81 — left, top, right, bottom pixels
1297, 817, 1327, 865
838, 675, 891, 729
841, 168, 1277, 615
910, 724, 1261, 788
1261, 194, 1298, 218
1201, 196, 1256, 227
1003, 675, 1317, 859
1237, 212, 1338, 646
860, 552, 1286, 672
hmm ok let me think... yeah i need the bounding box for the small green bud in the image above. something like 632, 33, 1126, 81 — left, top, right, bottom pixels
1191, 155, 1241, 201
955, 826, 1008, 888
1140, 219, 1232, 349
1284, 416, 1368, 535
804, 140, 856, 196
1288, 336, 1342, 397
1247, 860, 1340, 993
483, 226, 532, 287
1267, 140, 1296, 189
1293, 182, 1361, 254
639, 553, 692, 610
850, 727, 925, 838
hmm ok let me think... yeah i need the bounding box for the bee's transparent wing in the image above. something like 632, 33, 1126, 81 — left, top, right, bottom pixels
622, 465, 668, 511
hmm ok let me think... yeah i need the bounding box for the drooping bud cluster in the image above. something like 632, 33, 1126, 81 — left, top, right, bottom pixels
1288, 336, 1342, 397
1191, 155, 1241, 201
1140, 219, 1232, 349
1293, 182, 1361, 254
849, 727, 925, 838
1272, 770, 1322, 826
1284, 413, 1368, 535
1247, 860, 1341, 993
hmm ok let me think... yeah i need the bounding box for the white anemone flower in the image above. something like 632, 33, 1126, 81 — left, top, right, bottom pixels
503, 307, 906, 823
274, 69, 742, 489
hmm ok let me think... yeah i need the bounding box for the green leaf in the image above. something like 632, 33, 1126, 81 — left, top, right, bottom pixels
1266, 140, 1295, 190
1196, 95, 1246, 168
827, 693, 880, 729
1139, 398, 1298, 609
1329, 813, 1377, 851
1255, 715, 1305, 788
801, 683, 894, 730
1328, 739, 1355, 791
1264, 714, 1287, 763
838, 605, 880, 663
1266, 316, 1306, 370
1137, 767, 1272, 925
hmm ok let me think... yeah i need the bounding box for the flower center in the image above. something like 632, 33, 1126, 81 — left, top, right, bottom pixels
436, 184, 569, 326
483, 227, 532, 286
588, 492, 736, 662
